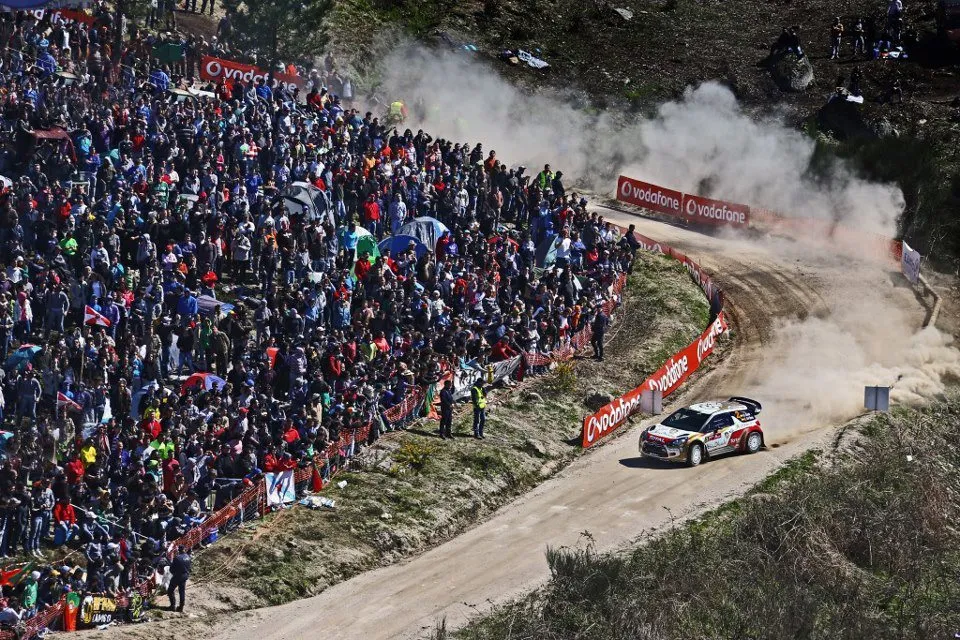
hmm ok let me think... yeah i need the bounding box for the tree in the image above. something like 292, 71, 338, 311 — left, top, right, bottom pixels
230, 0, 334, 68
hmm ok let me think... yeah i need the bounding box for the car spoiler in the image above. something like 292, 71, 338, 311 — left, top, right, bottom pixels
729, 396, 762, 414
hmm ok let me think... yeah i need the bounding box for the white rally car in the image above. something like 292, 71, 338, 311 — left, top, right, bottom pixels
639, 397, 764, 466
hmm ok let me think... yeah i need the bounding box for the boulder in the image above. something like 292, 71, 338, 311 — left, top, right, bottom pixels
817, 97, 874, 140
521, 390, 544, 404
769, 53, 815, 92
871, 117, 899, 138
524, 439, 549, 458
584, 391, 615, 411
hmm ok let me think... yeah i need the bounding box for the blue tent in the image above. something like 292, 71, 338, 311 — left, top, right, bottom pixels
535, 232, 560, 268
379, 234, 428, 259
398, 216, 449, 250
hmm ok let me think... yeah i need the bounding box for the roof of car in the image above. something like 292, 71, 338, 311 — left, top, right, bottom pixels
687, 400, 748, 414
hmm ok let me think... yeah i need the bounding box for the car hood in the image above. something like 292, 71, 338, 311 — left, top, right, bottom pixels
645, 424, 697, 441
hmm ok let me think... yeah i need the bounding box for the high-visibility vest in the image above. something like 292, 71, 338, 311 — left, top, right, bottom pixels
472, 385, 486, 409
390, 101, 404, 118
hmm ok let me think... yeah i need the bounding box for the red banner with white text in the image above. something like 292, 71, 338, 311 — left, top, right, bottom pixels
200, 55, 304, 91
581, 312, 727, 447
616, 175, 749, 227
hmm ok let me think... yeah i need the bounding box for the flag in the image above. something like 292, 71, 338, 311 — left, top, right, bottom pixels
84, 305, 111, 327
423, 381, 439, 420
57, 392, 82, 412
266, 347, 279, 369
0, 562, 32, 588
311, 466, 323, 493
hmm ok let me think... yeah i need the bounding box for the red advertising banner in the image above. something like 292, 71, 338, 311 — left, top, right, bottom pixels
616, 175, 750, 227
682, 193, 750, 227
200, 55, 304, 91
617, 176, 684, 218
581, 312, 728, 448
618, 175, 899, 262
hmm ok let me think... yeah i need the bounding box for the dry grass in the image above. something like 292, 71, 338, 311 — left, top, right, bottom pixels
447, 397, 960, 640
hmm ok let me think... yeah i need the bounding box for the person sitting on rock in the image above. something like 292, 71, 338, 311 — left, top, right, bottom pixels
770, 27, 792, 56
787, 26, 804, 58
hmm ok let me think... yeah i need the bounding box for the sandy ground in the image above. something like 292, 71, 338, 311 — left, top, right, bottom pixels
84, 209, 944, 640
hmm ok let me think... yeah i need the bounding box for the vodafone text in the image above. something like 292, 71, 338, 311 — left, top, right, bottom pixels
619, 179, 682, 213
684, 198, 747, 224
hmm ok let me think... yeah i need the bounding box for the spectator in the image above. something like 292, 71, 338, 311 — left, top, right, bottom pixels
471, 381, 487, 440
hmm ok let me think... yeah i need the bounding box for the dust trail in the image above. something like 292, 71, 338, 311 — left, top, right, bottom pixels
376, 44, 958, 429
739, 250, 960, 435
377, 44, 903, 236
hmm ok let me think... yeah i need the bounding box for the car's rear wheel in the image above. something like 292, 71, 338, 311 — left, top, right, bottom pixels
687, 443, 705, 467
745, 431, 763, 453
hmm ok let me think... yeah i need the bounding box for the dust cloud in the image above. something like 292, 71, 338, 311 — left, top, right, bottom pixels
740, 254, 960, 436
375, 45, 903, 236
375, 44, 958, 431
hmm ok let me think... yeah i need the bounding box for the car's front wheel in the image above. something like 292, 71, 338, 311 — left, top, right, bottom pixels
687, 443, 705, 467
745, 431, 763, 454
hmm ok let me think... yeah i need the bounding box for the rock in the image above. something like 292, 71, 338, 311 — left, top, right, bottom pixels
584, 391, 615, 411
521, 391, 544, 404
613, 7, 633, 20
769, 53, 815, 92
538, 461, 558, 477
817, 98, 874, 140
524, 439, 549, 458
872, 117, 899, 138
381, 511, 392, 520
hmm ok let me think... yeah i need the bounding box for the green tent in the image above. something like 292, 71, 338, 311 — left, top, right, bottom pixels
356, 232, 380, 263
337, 225, 380, 277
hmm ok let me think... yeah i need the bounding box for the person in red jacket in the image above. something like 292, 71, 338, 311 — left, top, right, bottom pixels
491, 335, 519, 361
354, 252, 372, 280
64, 457, 85, 485
362, 193, 381, 238
53, 498, 78, 545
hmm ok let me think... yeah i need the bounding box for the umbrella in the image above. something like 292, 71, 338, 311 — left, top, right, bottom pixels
5, 344, 41, 370
355, 233, 381, 262
201, 271, 218, 285
180, 372, 227, 394
379, 234, 428, 259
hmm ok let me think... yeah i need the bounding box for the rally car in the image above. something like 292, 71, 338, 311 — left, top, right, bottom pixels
639, 397, 763, 467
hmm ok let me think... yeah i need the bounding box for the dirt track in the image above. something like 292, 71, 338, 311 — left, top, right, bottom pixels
91, 210, 938, 640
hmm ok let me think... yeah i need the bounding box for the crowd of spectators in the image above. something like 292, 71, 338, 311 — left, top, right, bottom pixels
0, 5, 639, 629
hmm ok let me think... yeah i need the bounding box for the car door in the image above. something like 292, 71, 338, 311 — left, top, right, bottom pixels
703, 413, 736, 452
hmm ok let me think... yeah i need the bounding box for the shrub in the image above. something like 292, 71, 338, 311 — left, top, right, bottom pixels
393, 440, 438, 474
549, 361, 577, 394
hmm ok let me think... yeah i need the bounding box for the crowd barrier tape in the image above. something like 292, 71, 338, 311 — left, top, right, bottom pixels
581, 226, 725, 448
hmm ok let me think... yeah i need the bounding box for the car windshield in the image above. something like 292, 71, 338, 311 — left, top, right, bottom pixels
661, 408, 710, 432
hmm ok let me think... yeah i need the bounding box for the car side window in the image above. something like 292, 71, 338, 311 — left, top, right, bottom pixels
702, 413, 735, 432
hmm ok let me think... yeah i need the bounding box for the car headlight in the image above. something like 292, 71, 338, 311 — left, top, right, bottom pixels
669, 436, 688, 447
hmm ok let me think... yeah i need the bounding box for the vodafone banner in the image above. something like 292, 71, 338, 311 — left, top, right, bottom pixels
580, 222, 727, 448
200, 55, 303, 92
618, 175, 902, 263
683, 193, 749, 227
617, 176, 684, 218
581, 313, 727, 448
617, 175, 750, 228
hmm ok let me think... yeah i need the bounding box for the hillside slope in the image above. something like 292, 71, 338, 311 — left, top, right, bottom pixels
444, 395, 960, 640
327, 0, 960, 267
